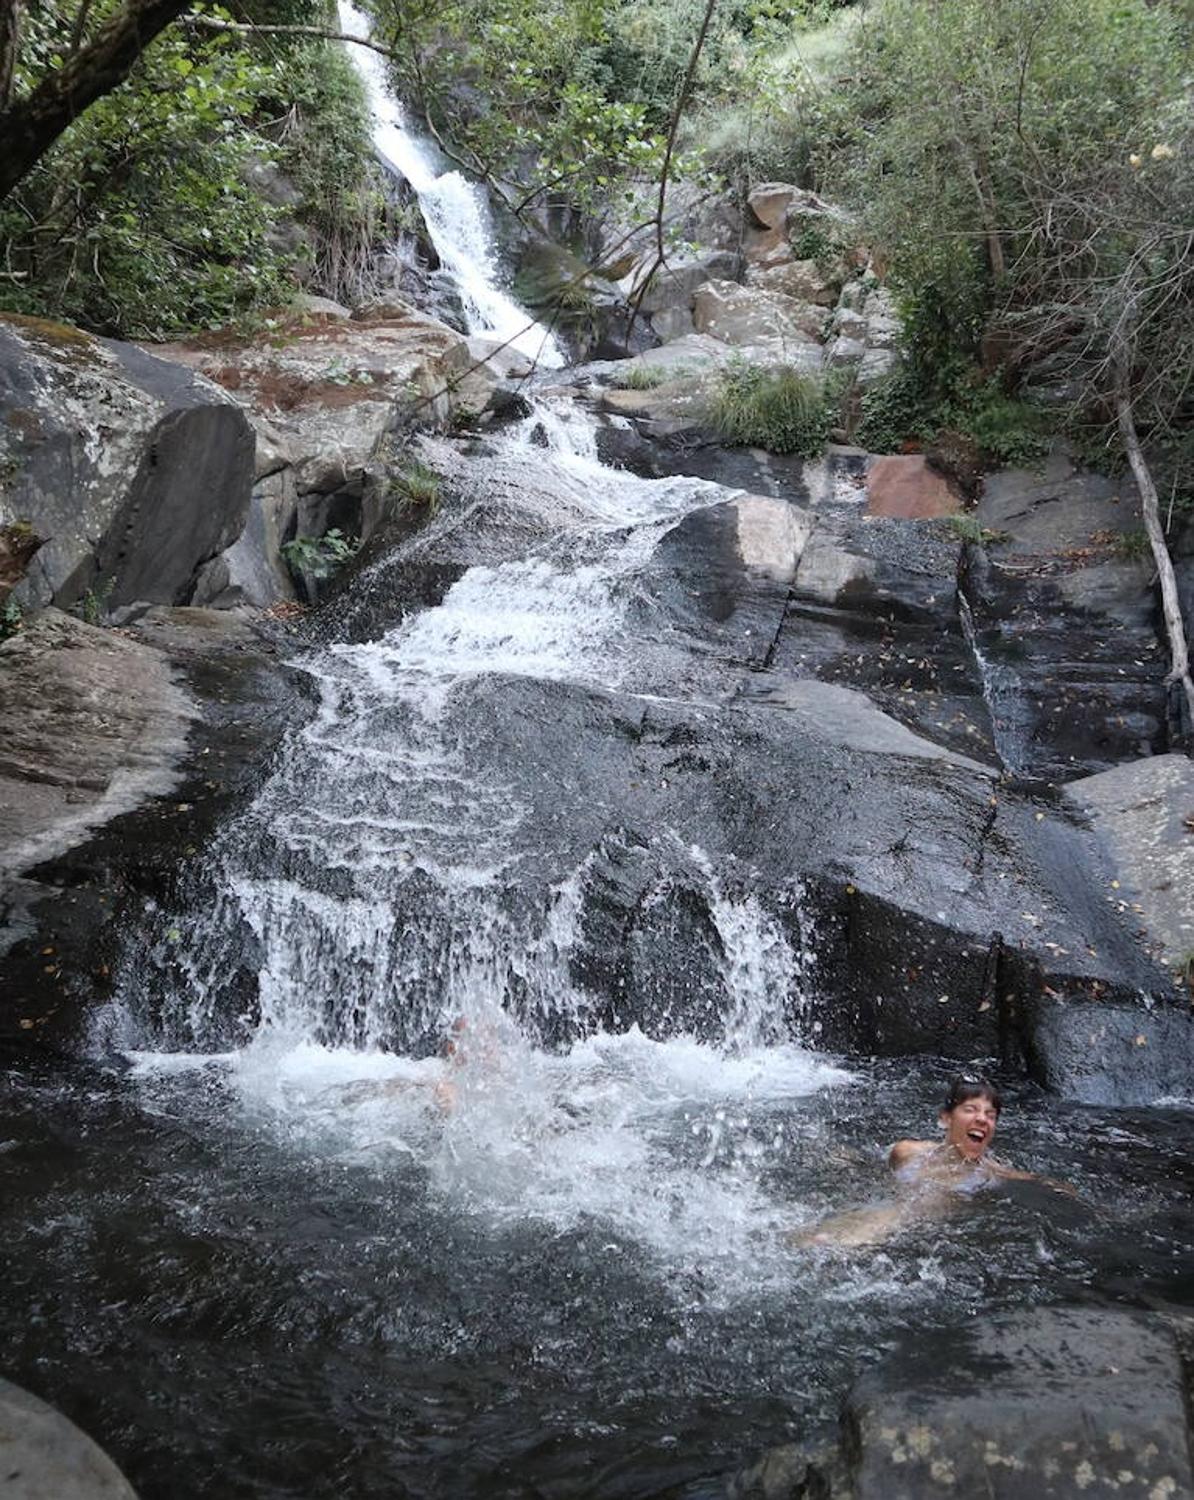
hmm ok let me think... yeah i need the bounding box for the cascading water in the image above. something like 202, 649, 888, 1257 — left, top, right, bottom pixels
9, 30, 1194, 1500
338, 1, 565, 368
115, 398, 848, 1277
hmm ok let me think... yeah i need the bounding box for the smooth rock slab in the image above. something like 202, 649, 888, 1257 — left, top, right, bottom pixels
1065, 753, 1194, 971
0, 608, 193, 876
847, 1308, 1194, 1500
0, 1377, 138, 1498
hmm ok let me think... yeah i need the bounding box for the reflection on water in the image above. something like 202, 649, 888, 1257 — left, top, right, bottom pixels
2, 1047, 1193, 1500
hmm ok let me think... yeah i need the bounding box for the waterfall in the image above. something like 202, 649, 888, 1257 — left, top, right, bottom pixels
337, 1, 565, 368
102, 27, 851, 1277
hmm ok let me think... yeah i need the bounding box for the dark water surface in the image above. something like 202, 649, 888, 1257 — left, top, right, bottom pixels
3, 1050, 1192, 1500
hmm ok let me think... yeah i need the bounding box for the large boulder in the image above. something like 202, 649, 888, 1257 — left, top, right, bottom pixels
746, 259, 842, 308
618, 249, 742, 317
0, 1375, 139, 1499
733, 1309, 1194, 1500
1066, 753, 1194, 975
693, 280, 827, 357
152, 300, 481, 607
0, 314, 254, 613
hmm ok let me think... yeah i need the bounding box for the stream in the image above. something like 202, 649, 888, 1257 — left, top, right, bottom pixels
2, 14, 1194, 1500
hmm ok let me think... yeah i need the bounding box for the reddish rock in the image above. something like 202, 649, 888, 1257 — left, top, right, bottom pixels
865, 455, 963, 519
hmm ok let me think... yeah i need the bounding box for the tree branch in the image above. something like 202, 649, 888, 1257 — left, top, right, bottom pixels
182, 13, 399, 60
1111, 316, 1194, 735
0, 0, 192, 203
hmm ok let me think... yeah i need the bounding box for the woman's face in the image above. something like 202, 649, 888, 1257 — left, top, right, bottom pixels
939, 1094, 999, 1160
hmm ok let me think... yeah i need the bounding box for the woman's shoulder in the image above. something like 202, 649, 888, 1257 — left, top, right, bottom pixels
887, 1138, 936, 1170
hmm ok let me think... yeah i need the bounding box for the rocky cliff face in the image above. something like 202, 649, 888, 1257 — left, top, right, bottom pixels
0, 315, 254, 614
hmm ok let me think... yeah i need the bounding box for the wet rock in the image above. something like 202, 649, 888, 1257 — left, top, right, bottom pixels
1, 314, 254, 614
0, 606, 300, 1059
1065, 753, 1194, 973
968, 447, 1166, 776
0, 1375, 139, 1498
846, 1308, 1194, 1499
776, 505, 995, 764
1023, 998, 1194, 1105
0, 609, 192, 878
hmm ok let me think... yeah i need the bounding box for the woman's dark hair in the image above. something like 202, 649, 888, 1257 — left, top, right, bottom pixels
943, 1073, 1002, 1115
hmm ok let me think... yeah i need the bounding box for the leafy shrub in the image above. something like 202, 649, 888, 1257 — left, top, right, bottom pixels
707, 361, 833, 456
857, 365, 1047, 470
1114, 527, 1152, 563
72, 578, 114, 626
939, 382, 1048, 469
856, 369, 935, 453
0, 11, 375, 337
280, 529, 360, 580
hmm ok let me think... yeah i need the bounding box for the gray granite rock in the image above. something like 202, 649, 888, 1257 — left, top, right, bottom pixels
0, 1375, 138, 1498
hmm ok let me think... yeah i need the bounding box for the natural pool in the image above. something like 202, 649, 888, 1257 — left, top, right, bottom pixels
4, 1036, 1192, 1500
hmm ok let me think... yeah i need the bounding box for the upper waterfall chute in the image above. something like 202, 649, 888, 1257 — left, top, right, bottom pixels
337, 1, 566, 369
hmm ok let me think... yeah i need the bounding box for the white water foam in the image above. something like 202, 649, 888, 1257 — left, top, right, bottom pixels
128, 1016, 853, 1298
338, 2, 565, 368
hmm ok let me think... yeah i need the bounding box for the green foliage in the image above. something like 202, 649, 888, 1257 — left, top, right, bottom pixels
389, 460, 442, 512
260, 41, 381, 306
855, 369, 933, 454
936, 381, 1048, 469
828, 0, 1192, 452
280, 528, 360, 580
1, 5, 375, 337
72, 577, 113, 626
0, 597, 22, 642
942, 515, 1009, 546
613, 362, 673, 390
857, 363, 1047, 468
707, 360, 833, 456
1114, 528, 1152, 563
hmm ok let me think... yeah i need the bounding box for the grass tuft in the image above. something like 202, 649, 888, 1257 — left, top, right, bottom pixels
706, 360, 833, 457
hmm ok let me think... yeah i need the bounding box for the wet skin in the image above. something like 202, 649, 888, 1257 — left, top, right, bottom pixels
791, 1096, 1062, 1249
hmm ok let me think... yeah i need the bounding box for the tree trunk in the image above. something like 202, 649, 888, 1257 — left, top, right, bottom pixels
0, 0, 191, 204
1113, 350, 1194, 739
0, 0, 21, 109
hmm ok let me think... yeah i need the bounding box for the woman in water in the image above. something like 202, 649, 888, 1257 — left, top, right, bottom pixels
790, 1072, 1071, 1248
